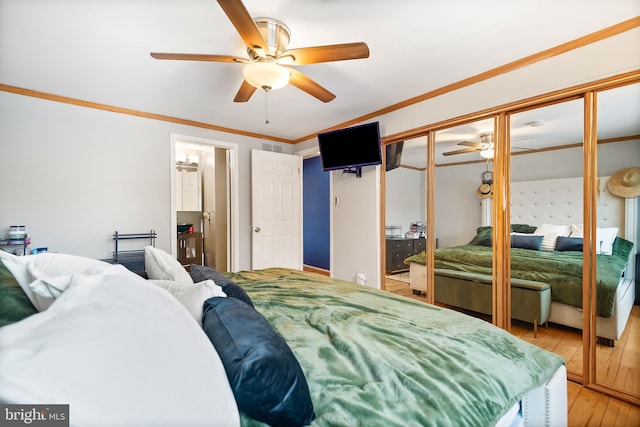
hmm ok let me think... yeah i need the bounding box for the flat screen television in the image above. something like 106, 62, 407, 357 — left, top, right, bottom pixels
318, 122, 381, 176
385, 141, 404, 171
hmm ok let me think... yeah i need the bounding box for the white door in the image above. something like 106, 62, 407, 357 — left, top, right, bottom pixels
251, 150, 302, 270
181, 169, 201, 211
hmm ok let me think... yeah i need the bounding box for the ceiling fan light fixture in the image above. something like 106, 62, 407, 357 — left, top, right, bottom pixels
479, 132, 493, 144
243, 61, 290, 91
480, 148, 494, 159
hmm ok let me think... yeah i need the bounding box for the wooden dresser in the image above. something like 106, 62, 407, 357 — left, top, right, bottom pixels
385, 238, 425, 274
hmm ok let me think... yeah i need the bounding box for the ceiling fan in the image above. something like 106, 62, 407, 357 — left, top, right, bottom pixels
150, 0, 370, 103
442, 132, 532, 158
443, 132, 495, 157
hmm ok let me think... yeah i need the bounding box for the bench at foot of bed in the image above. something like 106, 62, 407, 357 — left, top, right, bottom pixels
411, 266, 551, 337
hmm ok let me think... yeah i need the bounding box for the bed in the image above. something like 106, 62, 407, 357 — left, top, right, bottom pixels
406, 176, 637, 342
0, 248, 567, 427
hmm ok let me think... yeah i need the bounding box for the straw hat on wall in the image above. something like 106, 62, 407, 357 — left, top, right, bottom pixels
607, 167, 640, 198
477, 183, 493, 199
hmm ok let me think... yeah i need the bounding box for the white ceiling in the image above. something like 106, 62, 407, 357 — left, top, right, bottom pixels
1, 0, 639, 157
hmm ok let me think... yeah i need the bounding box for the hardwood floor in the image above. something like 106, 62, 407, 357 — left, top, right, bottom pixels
384, 277, 640, 427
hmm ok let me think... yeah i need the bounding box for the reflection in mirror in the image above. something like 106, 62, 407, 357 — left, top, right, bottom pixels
595, 83, 640, 398
408, 118, 496, 323
507, 98, 585, 377
384, 137, 427, 297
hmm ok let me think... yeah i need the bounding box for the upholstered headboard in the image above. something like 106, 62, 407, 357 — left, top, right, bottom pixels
510, 176, 623, 231
509, 175, 636, 280
480, 176, 636, 281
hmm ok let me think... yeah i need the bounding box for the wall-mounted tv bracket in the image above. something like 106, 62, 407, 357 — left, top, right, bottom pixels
343, 167, 362, 178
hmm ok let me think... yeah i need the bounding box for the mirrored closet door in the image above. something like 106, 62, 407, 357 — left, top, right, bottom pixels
507, 98, 585, 378
593, 83, 640, 400
384, 137, 427, 293
431, 117, 496, 323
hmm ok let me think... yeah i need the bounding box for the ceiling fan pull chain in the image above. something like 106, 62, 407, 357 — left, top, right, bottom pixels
264, 89, 270, 124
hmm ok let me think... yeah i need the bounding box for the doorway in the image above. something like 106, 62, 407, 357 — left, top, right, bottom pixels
250, 149, 303, 270
170, 134, 240, 272
302, 156, 330, 271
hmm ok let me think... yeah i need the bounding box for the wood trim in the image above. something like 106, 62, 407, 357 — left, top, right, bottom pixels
383, 70, 640, 146
586, 383, 640, 408
380, 143, 388, 291
0, 83, 294, 145
502, 113, 512, 331
492, 113, 511, 329
302, 265, 330, 276
399, 164, 426, 172
425, 131, 436, 305
430, 134, 639, 168
582, 91, 598, 387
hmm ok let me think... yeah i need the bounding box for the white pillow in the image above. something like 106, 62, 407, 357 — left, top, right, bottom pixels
570, 224, 618, 255
570, 223, 584, 237
0, 251, 113, 311
150, 279, 226, 324
144, 246, 193, 283
533, 224, 571, 251
0, 267, 240, 427
596, 227, 618, 255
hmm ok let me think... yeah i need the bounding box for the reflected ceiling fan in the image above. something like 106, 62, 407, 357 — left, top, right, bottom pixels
150, 0, 370, 103
443, 132, 531, 158
443, 132, 495, 158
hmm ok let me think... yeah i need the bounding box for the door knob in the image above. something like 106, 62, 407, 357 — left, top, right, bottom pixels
254, 227, 261, 233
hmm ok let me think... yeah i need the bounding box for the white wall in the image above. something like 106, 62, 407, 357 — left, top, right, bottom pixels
331, 166, 380, 288
0, 91, 293, 270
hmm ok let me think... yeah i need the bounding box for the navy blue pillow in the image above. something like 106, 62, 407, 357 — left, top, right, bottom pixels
190, 264, 254, 308
511, 234, 544, 250
202, 297, 315, 427
556, 236, 583, 251
479, 234, 544, 250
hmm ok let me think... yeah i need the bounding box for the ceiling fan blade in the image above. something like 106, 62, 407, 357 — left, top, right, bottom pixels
280, 42, 369, 65
217, 0, 268, 52
233, 80, 257, 102
150, 52, 248, 63
442, 147, 481, 156
458, 140, 484, 147
286, 68, 336, 103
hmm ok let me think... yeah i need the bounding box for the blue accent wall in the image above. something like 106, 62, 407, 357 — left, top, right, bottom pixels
303, 157, 330, 270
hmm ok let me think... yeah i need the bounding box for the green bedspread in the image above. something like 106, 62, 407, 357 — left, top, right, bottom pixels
404, 237, 632, 318
227, 268, 564, 427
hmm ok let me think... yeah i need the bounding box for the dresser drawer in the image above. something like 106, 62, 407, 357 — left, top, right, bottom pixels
388, 239, 413, 251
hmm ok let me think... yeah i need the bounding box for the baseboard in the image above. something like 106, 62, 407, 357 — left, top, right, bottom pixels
303, 265, 330, 276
